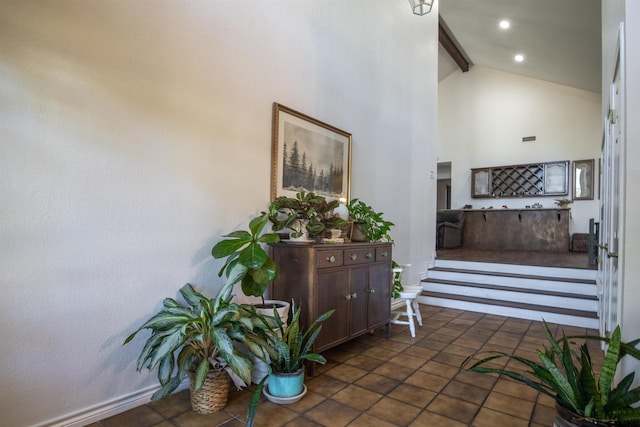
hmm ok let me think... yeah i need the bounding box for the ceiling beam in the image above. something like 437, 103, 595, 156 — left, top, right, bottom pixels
439, 18, 470, 72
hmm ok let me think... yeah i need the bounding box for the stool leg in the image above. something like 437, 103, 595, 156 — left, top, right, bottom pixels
412, 299, 423, 326
405, 298, 415, 337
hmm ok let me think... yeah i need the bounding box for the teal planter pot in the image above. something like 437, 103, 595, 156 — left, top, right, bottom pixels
267, 368, 304, 398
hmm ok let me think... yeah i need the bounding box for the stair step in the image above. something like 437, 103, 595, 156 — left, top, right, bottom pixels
420, 291, 598, 319
423, 258, 599, 329
427, 269, 597, 296
422, 278, 597, 300
430, 266, 595, 284
434, 259, 596, 281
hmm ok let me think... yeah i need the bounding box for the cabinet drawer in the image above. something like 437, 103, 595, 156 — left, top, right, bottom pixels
376, 246, 391, 262
344, 248, 375, 265
316, 250, 344, 269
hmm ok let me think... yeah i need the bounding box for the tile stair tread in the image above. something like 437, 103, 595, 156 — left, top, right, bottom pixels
429, 266, 596, 284
421, 291, 598, 319
421, 278, 598, 300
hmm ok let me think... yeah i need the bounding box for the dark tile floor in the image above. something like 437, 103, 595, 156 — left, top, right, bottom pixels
95, 306, 601, 426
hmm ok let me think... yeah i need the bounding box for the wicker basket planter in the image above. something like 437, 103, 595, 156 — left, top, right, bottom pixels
188, 370, 230, 414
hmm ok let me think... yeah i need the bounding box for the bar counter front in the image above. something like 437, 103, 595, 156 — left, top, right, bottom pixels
461, 208, 570, 252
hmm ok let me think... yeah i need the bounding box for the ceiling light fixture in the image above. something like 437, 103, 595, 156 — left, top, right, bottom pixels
408, 0, 435, 15
499, 20, 510, 29
514, 54, 524, 62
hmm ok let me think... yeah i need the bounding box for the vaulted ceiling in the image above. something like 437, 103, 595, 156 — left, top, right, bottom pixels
438, 0, 602, 94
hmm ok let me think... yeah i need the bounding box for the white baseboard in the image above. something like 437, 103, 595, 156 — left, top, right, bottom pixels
34, 382, 189, 427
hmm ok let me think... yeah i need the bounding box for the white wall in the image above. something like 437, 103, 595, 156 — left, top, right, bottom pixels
0, 1, 438, 425
439, 65, 601, 234
602, 0, 640, 385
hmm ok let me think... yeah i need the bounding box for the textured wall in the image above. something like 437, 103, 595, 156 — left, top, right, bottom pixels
0, 1, 438, 425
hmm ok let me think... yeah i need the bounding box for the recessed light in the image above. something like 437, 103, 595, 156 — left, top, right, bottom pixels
499, 20, 510, 29
514, 54, 524, 62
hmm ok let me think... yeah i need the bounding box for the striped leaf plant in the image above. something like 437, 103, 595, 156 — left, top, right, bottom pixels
123, 265, 274, 401
461, 321, 640, 425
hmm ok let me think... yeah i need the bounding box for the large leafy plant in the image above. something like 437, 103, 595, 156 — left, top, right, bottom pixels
346, 198, 394, 242
461, 321, 640, 424
123, 273, 273, 401
211, 213, 280, 298
268, 191, 345, 238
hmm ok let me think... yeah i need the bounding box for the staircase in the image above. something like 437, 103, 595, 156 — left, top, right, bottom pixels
419, 258, 598, 329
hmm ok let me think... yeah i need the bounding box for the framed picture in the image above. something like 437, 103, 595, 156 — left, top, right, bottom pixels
271, 103, 351, 202
544, 161, 569, 195
573, 159, 594, 200
471, 168, 490, 198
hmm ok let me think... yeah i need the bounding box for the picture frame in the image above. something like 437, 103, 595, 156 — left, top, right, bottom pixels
271, 103, 351, 202
543, 161, 569, 195
573, 159, 594, 200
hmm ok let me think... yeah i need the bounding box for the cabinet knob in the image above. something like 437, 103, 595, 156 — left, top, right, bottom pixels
344, 294, 352, 301
366, 252, 373, 259
382, 251, 389, 257
368, 288, 376, 294
350, 253, 358, 261
351, 292, 357, 299
326, 255, 336, 263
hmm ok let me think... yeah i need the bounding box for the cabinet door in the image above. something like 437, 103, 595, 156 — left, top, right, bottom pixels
315, 269, 350, 351
349, 267, 368, 338
471, 168, 491, 197
367, 262, 391, 329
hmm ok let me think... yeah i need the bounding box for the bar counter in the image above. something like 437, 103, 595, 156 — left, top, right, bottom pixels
461, 208, 570, 252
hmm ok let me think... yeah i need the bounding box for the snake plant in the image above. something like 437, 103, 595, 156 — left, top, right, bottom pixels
246, 302, 334, 426
461, 321, 640, 424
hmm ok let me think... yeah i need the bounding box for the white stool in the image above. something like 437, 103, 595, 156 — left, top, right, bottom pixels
390, 285, 423, 337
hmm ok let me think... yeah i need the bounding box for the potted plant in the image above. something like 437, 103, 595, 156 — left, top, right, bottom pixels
123, 272, 273, 414
461, 321, 640, 426
246, 302, 334, 426
212, 213, 290, 384
211, 213, 280, 299
555, 198, 573, 209
346, 198, 394, 242
267, 191, 346, 240
392, 260, 405, 298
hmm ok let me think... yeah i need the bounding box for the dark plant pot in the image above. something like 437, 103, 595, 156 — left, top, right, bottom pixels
350, 223, 368, 242
267, 367, 304, 398
554, 404, 616, 427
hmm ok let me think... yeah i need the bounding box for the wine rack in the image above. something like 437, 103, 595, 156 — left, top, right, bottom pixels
491, 164, 543, 197
471, 161, 568, 198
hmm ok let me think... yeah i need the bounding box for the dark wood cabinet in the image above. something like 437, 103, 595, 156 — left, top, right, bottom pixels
269, 242, 392, 368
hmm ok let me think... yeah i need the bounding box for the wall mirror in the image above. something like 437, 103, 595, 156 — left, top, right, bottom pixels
573, 159, 594, 200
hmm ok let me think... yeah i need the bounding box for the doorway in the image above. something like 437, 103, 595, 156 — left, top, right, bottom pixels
437, 162, 452, 211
